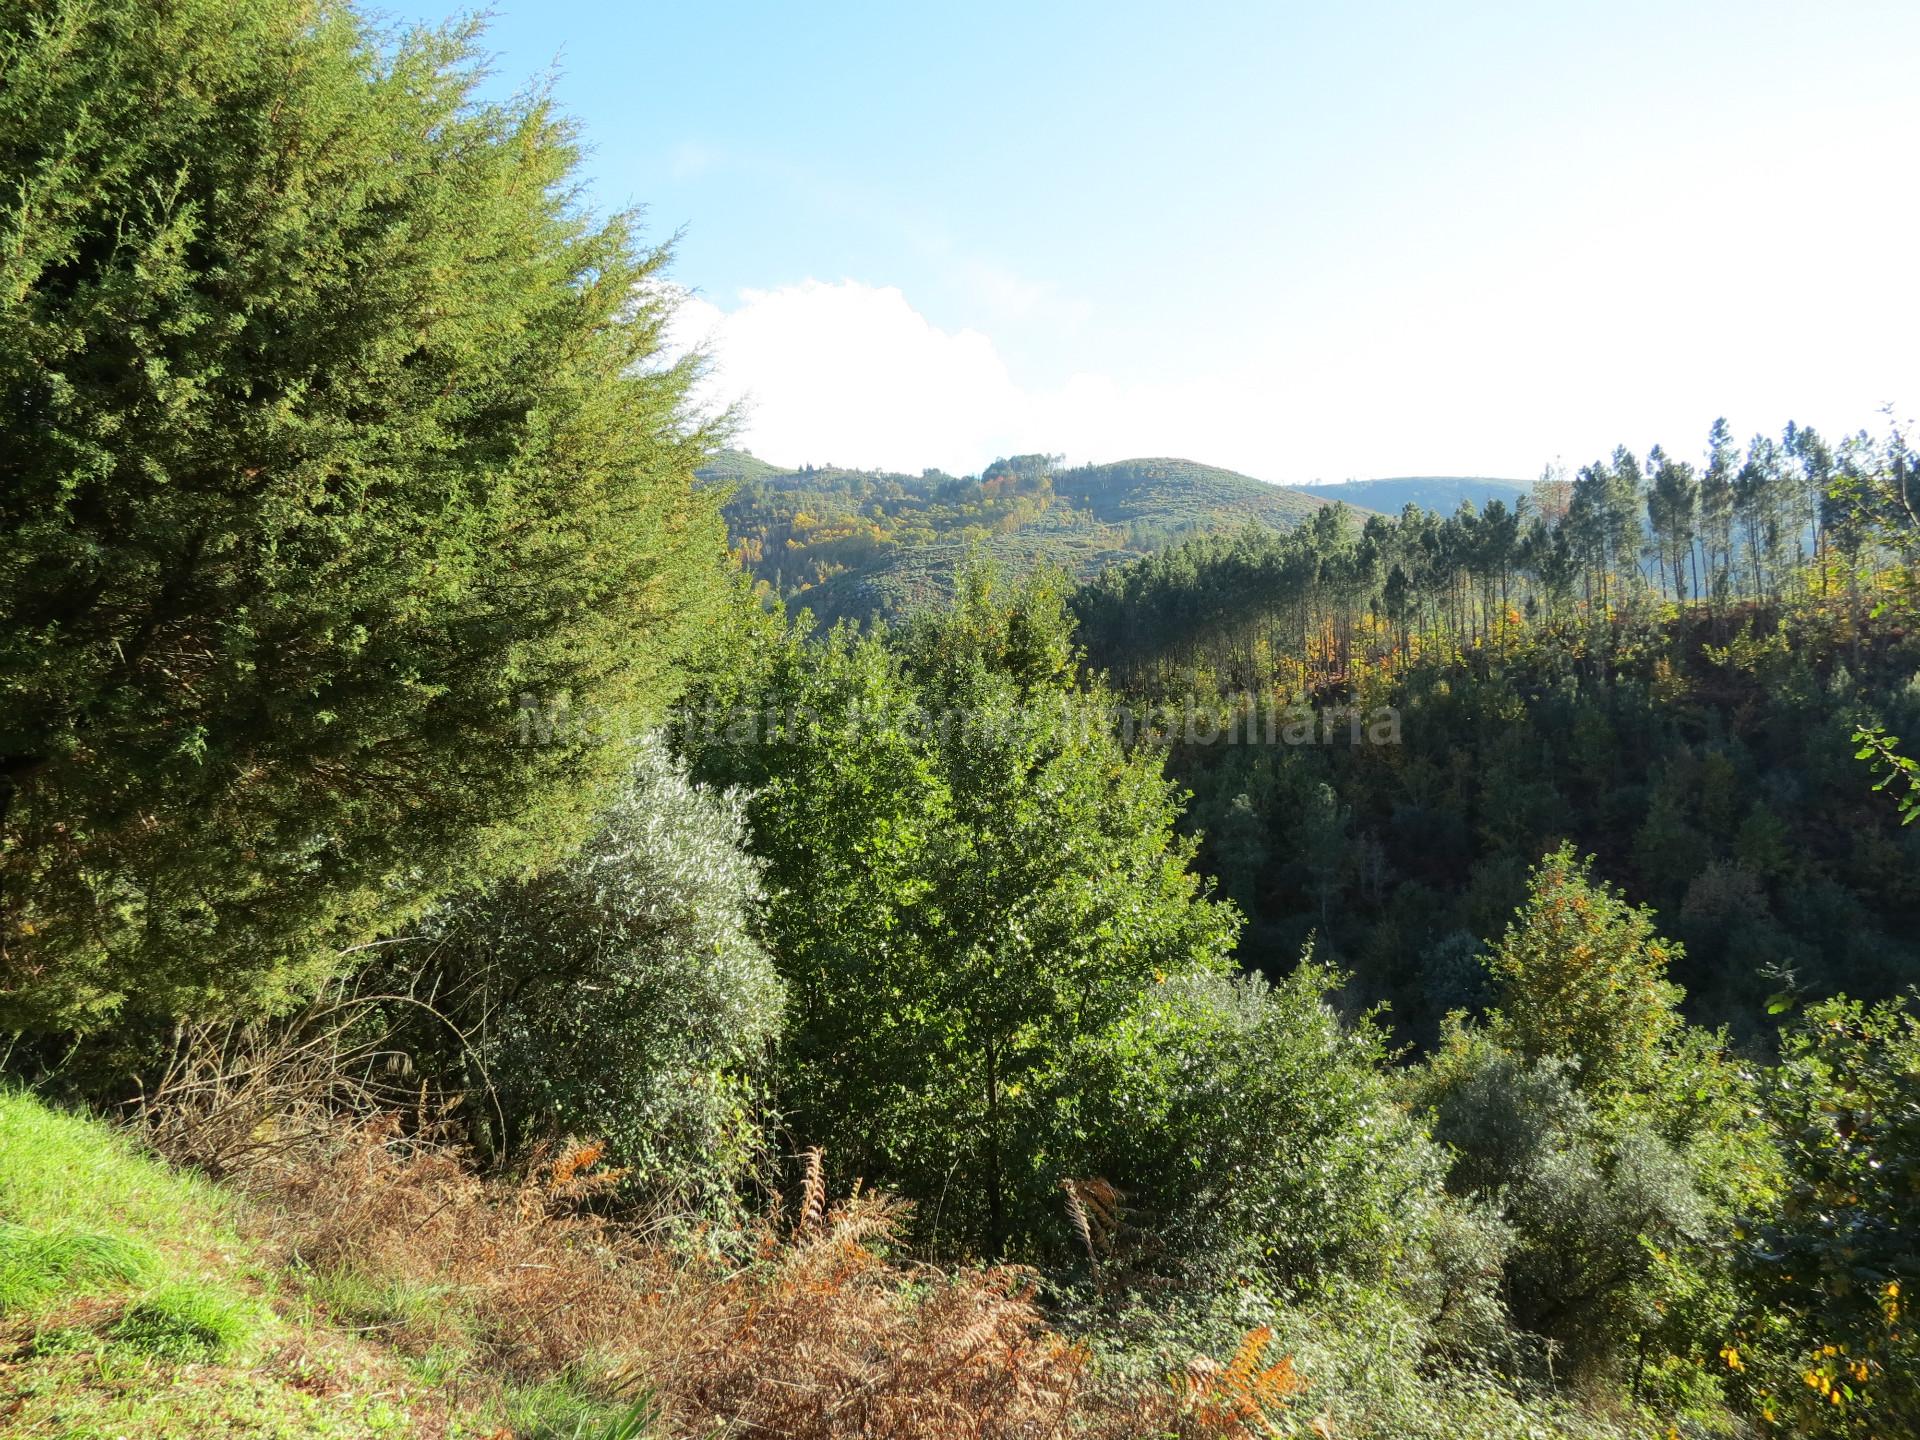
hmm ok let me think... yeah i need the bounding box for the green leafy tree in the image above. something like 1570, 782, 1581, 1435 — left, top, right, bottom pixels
1833, 422, 1920, 591
1735, 996, 1920, 1435
686, 572, 1240, 1255
1412, 1027, 1716, 1389
1416, 852, 1768, 1409
0, 1, 729, 1029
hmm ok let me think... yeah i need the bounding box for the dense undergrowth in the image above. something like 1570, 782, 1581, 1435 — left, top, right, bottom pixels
1148, 593, 1920, 1046
0, 1080, 1666, 1439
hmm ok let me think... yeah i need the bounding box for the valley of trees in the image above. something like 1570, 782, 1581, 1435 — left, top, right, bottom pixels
1, 3, 1916, 1439
1072, 434, 1920, 1044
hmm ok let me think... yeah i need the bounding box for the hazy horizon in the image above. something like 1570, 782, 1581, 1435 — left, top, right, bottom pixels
715, 444, 1533, 489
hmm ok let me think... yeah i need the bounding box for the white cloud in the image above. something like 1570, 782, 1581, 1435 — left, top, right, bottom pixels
669, 280, 1020, 474
667, 278, 1293, 479
664, 276, 1915, 485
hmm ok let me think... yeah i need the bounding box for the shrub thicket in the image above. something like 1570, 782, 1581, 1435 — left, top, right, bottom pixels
407, 738, 784, 1213
683, 572, 1245, 1257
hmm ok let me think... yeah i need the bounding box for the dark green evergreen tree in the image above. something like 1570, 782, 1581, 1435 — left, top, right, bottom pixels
0, 0, 730, 1028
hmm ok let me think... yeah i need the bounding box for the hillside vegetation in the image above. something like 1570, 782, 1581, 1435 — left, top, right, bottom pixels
1073, 429, 1920, 1033
709, 451, 1327, 625
0, 1085, 1221, 1439
4, 4, 1920, 1439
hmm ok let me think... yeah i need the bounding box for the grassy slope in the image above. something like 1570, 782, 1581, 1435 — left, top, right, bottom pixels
0, 1091, 638, 1440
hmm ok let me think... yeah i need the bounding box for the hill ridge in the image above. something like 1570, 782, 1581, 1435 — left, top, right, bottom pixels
1298, 474, 1531, 514
706, 450, 1330, 626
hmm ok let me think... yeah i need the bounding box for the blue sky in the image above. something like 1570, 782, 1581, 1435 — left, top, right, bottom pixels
379, 0, 1919, 482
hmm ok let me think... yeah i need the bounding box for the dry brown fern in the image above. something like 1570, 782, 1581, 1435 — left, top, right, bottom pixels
614, 1158, 1289, 1439
1061, 1176, 1123, 1263
612, 1153, 1203, 1440
1174, 1325, 1302, 1436
137, 1058, 1290, 1440
797, 1144, 828, 1236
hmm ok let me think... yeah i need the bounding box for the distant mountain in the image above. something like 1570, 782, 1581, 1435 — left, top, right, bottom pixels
1299, 475, 1530, 515
695, 449, 790, 487
702, 451, 1328, 626
1053, 457, 1326, 532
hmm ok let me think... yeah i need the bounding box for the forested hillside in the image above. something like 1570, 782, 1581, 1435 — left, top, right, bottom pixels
709, 450, 1327, 625
1073, 427, 1920, 1044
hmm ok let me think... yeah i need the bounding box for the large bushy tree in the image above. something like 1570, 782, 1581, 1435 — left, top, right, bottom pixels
1067, 960, 1451, 1292
1488, 845, 1685, 1105
1413, 848, 1767, 1407
0, 0, 730, 1028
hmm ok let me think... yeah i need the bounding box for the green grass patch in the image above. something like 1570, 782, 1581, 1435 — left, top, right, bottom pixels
302, 1266, 478, 1349
0, 1222, 157, 1312
0, 1089, 257, 1358
112, 1281, 256, 1359
498, 1379, 663, 1440
0, 1347, 419, 1438
0, 1087, 233, 1240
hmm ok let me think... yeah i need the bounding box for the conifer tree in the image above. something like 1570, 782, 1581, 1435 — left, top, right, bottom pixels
1648, 449, 1699, 601
0, 0, 730, 1028
1699, 418, 1740, 603
1489, 844, 1685, 1104
1736, 435, 1783, 598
